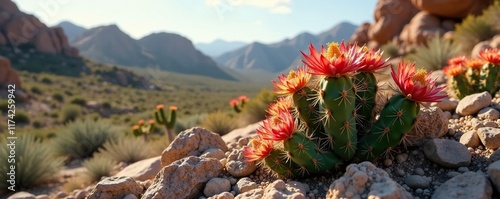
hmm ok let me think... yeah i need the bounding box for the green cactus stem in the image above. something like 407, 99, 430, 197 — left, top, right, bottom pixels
480, 63, 500, 95
263, 148, 302, 178
155, 105, 177, 142
355, 94, 419, 161
450, 73, 474, 99
292, 87, 324, 137
467, 68, 481, 93
320, 76, 357, 160
353, 72, 377, 135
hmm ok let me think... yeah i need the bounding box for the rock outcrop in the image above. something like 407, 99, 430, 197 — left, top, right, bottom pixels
411, 0, 490, 18
0, 56, 21, 87
0, 0, 78, 56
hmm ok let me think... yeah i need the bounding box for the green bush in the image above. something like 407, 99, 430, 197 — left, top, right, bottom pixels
54, 119, 119, 159
70, 97, 86, 106
30, 86, 43, 95
240, 89, 276, 125
380, 41, 400, 59
175, 113, 207, 133
61, 104, 82, 123
82, 156, 116, 182
407, 34, 460, 70
13, 111, 30, 124
201, 112, 238, 136
97, 137, 151, 164
0, 100, 8, 113
41, 77, 53, 84
453, 14, 497, 54
0, 135, 63, 189
52, 93, 64, 102
483, 2, 500, 33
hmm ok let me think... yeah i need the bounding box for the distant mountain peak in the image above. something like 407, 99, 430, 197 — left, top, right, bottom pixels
195, 39, 247, 58
55, 21, 87, 42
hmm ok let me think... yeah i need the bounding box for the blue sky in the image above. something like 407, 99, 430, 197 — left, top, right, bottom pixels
12, 0, 376, 44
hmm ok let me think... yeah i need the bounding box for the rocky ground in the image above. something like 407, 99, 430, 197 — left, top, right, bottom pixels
6, 90, 500, 199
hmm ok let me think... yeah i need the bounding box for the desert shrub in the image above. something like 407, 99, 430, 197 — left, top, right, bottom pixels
54, 119, 119, 159
174, 113, 207, 133
70, 97, 86, 106
0, 135, 63, 189
453, 14, 497, 54
13, 111, 30, 124
61, 104, 82, 123
30, 86, 43, 95
0, 100, 8, 113
239, 89, 276, 125
102, 102, 112, 109
32, 120, 43, 128
52, 93, 64, 102
380, 41, 400, 59
407, 34, 460, 70
82, 156, 116, 182
41, 77, 53, 84
97, 137, 151, 164
201, 111, 238, 136
62, 177, 88, 193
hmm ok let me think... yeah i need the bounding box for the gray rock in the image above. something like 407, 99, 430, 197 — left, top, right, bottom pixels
478, 107, 500, 120
261, 180, 308, 199
123, 194, 138, 199
233, 177, 258, 194
415, 168, 425, 176
405, 175, 430, 189
204, 178, 231, 197
460, 131, 480, 148
234, 188, 263, 199
489, 149, 500, 162
477, 127, 500, 149
73, 190, 86, 199
7, 192, 36, 199
407, 106, 449, 146
161, 127, 228, 167
208, 192, 234, 199
484, 121, 498, 128
225, 148, 257, 177
487, 160, 500, 192
326, 161, 412, 199
471, 41, 492, 58
456, 92, 492, 116
115, 156, 161, 181
87, 176, 143, 199
423, 139, 471, 168
432, 97, 458, 111
201, 148, 226, 160
432, 171, 492, 199
142, 156, 223, 199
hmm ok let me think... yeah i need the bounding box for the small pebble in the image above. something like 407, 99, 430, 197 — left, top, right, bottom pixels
384, 159, 393, 167
395, 169, 405, 177
397, 153, 409, 163
447, 128, 456, 136
416, 188, 423, 194
415, 168, 425, 176
458, 167, 469, 173
447, 171, 460, 178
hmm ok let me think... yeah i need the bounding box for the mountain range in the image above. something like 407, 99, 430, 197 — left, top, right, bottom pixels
56, 21, 87, 42
195, 39, 247, 57
215, 22, 358, 73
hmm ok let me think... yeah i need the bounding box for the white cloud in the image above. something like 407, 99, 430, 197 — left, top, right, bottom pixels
205, 0, 292, 14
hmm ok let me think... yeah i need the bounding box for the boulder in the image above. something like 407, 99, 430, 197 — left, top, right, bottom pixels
490, 35, 500, 49
407, 106, 448, 146
350, 22, 371, 45
262, 180, 308, 199
477, 127, 500, 149
368, 0, 419, 45
456, 91, 492, 116
423, 139, 471, 168
87, 176, 143, 199
471, 41, 492, 58
411, 0, 490, 18
141, 156, 223, 199
7, 191, 36, 199
432, 171, 492, 199
225, 148, 257, 177
114, 156, 161, 181
400, 11, 444, 45
0, 56, 22, 88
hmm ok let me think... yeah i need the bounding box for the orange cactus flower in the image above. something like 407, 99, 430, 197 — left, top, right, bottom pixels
443, 64, 466, 76
137, 119, 145, 125
273, 67, 312, 95
148, 119, 155, 124
257, 109, 295, 141
229, 99, 239, 107
169, 106, 177, 111
479, 48, 500, 65
238, 95, 249, 102
156, 104, 164, 110
464, 58, 485, 70
243, 138, 274, 162
358, 49, 389, 72
447, 55, 467, 66
391, 60, 447, 103
301, 42, 363, 77
266, 97, 293, 116
132, 125, 139, 130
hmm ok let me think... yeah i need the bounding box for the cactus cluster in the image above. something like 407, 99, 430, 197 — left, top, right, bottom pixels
154, 104, 177, 142
229, 95, 249, 113
443, 48, 500, 99
243, 42, 446, 178
132, 119, 155, 141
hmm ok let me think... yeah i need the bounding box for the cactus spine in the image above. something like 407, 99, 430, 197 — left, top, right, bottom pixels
155, 104, 177, 142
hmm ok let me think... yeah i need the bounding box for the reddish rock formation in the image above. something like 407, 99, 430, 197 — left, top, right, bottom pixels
350, 22, 371, 46
411, 0, 490, 19
400, 11, 445, 46
0, 56, 22, 88
0, 0, 78, 56
368, 0, 420, 46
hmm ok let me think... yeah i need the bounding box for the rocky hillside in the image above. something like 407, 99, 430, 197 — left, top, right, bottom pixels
215, 22, 357, 73
55, 21, 87, 42
0, 0, 78, 56
195, 39, 247, 58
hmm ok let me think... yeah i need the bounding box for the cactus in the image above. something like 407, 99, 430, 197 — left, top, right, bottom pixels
478, 48, 500, 95
244, 42, 446, 178
155, 104, 177, 142
132, 119, 155, 141
229, 95, 249, 113
443, 64, 473, 99
465, 58, 485, 93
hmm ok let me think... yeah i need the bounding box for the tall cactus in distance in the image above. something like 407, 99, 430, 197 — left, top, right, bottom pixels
301, 42, 364, 160
155, 104, 177, 142
229, 95, 249, 113
478, 48, 500, 95
464, 58, 485, 93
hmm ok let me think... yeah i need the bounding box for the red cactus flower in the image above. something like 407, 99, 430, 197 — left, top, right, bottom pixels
443, 64, 466, 76
273, 67, 311, 95
266, 97, 293, 116
229, 99, 239, 107
447, 55, 467, 66
257, 110, 295, 141
156, 104, 164, 110
391, 60, 447, 103
138, 119, 145, 125
479, 48, 500, 65
301, 42, 363, 77
358, 49, 389, 72
169, 106, 178, 111
132, 125, 139, 130
239, 95, 249, 102
243, 138, 274, 162
464, 58, 485, 70
148, 119, 155, 124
